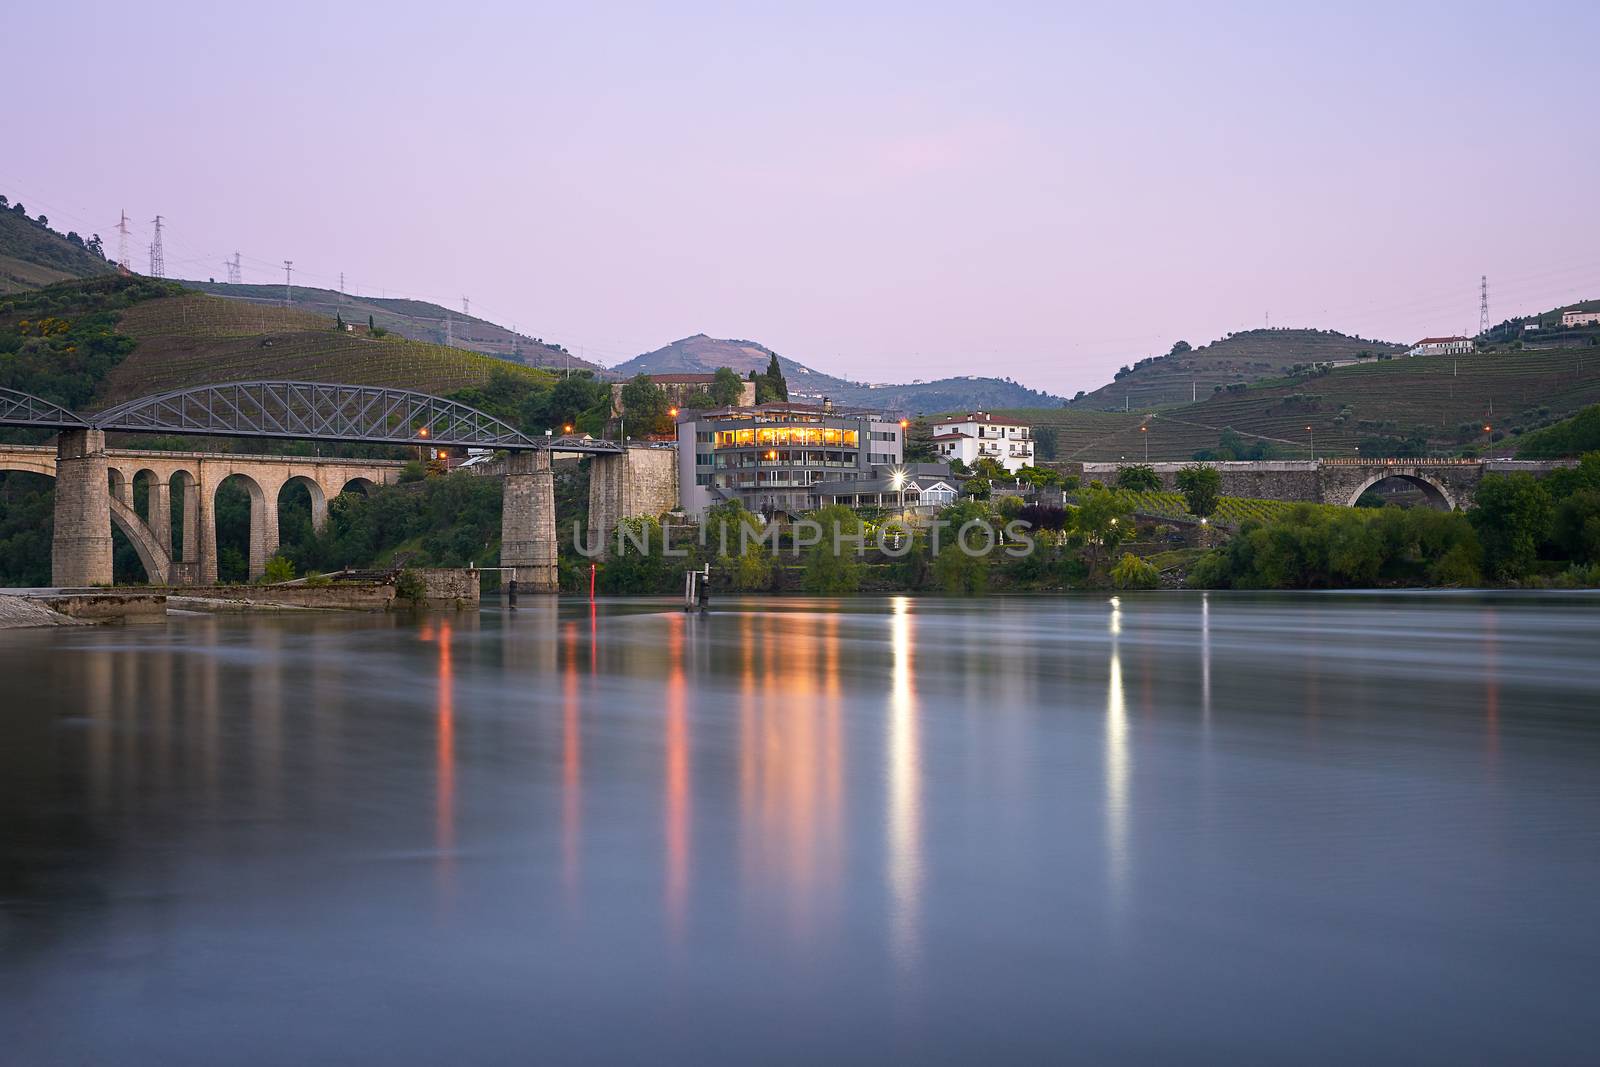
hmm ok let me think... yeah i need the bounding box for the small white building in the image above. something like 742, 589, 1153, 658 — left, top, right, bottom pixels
1560, 310, 1600, 328
931, 411, 1034, 473
1406, 336, 1475, 357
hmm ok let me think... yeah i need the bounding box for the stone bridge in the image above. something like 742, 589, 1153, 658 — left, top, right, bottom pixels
1, 382, 681, 591
1, 434, 680, 590
1080, 458, 1574, 511
1, 435, 405, 585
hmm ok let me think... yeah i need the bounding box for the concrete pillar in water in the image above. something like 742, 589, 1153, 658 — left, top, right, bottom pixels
52, 429, 112, 587
502, 449, 558, 592
586, 445, 681, 558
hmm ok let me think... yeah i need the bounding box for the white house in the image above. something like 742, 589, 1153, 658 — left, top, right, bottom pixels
931, 411, 1034, 473
1560, 310, 1600, 328
1406, 336, 1475, 357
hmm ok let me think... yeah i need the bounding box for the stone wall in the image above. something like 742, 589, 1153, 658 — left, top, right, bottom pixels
587, 445, 680, 557
415, 568, 480, 605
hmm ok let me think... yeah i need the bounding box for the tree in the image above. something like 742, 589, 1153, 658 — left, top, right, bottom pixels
801, 504, 863, 593
1116, 464, 1161, 492
962, 476, 991, 500
1111, 553, 1160, 589
1470, 473, 1553, 580
620, 373, 670, 433
87, 233, 104, 258
1169, 340, 1192, 357
1176, 464, 1222, 519
903, 417, 937, 462
1076, 486, 1132, 574
710, 366, 744, 406
1033, 425, 1059, 460
755, 353, 788, 404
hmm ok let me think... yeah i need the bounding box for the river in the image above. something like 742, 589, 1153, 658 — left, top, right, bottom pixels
2, 593, 1597, 1064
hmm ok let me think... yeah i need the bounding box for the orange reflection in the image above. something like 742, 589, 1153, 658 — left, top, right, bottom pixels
434, 620, 456, 900
732, 610, 846, 943
665, 613, 689, 939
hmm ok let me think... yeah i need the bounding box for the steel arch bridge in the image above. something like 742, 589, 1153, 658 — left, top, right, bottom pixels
0, 387, 90, 430
0, 382, 621, 453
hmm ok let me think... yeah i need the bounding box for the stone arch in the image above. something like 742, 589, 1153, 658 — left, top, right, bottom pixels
107, 466, 129, 506
169, 469, 199, 569
0, 455, 55, 478
1346, 471, 1456, 511
339, 475, 378, 496
108, 494, 170, 584
278, 473, 329, 543
213, 472, 273, 581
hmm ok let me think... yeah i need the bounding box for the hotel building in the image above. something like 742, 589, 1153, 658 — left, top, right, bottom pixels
677, 402, 904, 516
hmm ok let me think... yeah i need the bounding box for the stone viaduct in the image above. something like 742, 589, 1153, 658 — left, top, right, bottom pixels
1079, 458, 1574, 511
0, 382, 680, 591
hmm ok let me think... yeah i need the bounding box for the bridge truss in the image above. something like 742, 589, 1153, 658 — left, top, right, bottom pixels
0, 387, 90, 430
0, 382, 623, 453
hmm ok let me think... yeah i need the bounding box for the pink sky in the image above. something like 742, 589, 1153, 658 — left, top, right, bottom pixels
8, 1, 1597, 395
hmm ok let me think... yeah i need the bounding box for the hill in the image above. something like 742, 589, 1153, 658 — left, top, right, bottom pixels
1479, 298, 1600, 352
182, 280, 603, 374
612, 333, 1061, 412
0, 200, 116, 293
1068, 328, 1405, 411
76, 284, 556, 408
996, 343, 1600, 462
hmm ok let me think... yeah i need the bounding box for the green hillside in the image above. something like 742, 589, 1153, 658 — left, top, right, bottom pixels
1070, 328, 1404, 411
96, 289, 556, 406
999, 343, 1600, 462
182, 280, 603, 374
0, 198, 116, 293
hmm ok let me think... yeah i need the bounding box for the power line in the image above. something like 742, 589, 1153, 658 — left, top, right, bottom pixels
226, 252, 242, 284
282, 260, 294, 307
1479, 274, 1490, 336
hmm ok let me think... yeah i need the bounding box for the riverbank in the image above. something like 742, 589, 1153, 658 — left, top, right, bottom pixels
0, 594, 86, 629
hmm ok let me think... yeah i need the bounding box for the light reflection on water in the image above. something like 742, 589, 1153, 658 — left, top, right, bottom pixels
1, 592, 1599, 1064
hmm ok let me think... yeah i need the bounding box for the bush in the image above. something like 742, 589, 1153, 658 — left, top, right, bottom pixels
1116, 464, 1161, 492
260, 555, 296, 584
1111, 553, 1159, 589
394, 568, 425, 601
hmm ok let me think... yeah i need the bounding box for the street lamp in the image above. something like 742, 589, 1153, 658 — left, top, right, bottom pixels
1140, 423, 1149, 461
890, 467, 907, 513
1483, 424, 1493, 454
1306, 424, 1314, 461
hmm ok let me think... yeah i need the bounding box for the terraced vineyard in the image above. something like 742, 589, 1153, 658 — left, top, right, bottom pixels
1000, 344, 1600, 462
1108, 491, 1340, 527
1067, 328, 1403, 411
95, 292, 556, 408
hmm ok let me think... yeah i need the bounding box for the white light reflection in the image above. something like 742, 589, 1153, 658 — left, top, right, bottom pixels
1105, 596, 1129, 910
887, 596, 922, 969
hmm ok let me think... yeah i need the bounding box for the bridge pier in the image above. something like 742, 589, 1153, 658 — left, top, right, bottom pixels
52, 429, 113, 587
587, 445, 681, 558
501, 450, 558, 592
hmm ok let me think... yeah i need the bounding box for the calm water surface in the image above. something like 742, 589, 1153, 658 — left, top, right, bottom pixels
2, 594, 1598, 1064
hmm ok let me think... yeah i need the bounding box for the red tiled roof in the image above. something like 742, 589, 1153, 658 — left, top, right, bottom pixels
1413, 336, 1469, 345
931, 432, 971, 441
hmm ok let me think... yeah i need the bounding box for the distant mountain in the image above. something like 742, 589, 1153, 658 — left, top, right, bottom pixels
611, 333, 1061, 413
181, 281, 605, 374
0, 201, 116, 293
1069, 328, 1405, 411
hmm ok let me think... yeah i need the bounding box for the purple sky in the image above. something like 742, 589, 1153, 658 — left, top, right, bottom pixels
9, 1, 1598, 394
